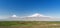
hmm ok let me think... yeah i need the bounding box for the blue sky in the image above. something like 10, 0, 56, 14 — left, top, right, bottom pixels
0, 0, 60, 17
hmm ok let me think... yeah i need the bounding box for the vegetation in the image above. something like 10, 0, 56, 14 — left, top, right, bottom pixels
0, 21, 60, 28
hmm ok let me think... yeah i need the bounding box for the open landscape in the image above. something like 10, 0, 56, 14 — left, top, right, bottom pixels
0, 0, 60, 28
0, 21, 60, 28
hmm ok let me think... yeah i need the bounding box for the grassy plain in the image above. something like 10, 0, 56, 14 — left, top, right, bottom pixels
0, 21, 60, 28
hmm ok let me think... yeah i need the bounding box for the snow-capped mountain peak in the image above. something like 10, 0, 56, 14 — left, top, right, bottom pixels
28, 13, 46, 17
11, 15, 17, 17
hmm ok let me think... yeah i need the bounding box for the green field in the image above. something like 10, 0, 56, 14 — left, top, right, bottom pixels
0, 21, 60, 28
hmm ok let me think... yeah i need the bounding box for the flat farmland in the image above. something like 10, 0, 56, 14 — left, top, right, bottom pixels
0, 21, 60, 28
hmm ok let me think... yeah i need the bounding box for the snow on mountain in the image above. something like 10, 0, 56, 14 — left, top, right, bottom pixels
28, 13, 43, 17
0, 13, 58, 21
11, 15, 17, 17
27, 13, 51, 17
